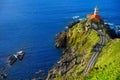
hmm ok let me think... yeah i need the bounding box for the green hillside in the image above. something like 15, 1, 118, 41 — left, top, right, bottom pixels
54, 20, 100, 80
47, 19, 120, 80
86, 39, 120, 80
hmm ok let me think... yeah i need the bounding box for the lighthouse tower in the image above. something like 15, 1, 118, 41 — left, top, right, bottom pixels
87, 6, 100, 21
94, 6, 98, 15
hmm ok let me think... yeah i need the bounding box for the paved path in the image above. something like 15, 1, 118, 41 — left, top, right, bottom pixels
84, 28, 105, 75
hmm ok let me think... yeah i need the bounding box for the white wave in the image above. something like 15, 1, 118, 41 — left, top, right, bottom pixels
78, 18, 83, 21
78, 18, 85, 21
115, 24, 120, 27
105, 22, 114, 26
72, 16, 80, 19
57, 60, 61, 64
65, 26, 68, 29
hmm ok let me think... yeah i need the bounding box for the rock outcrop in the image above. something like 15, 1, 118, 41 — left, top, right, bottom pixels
55, 31, 67, 48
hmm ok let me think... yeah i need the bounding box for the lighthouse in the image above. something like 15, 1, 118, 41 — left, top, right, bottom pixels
87, 7, 101, 21
94, 6, 98, 15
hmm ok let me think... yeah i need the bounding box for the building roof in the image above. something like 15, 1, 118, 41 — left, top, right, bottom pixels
87, 7, 101, 21
88, 14, 100, 21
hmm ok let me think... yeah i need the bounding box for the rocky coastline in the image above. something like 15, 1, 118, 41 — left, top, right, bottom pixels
47, 30, 80, 80
32, 18, 119, 80
46, 19, 119, 80
46, 19, 103, 80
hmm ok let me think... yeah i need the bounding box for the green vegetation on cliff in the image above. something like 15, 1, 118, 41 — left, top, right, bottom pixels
47, 19, 120, 80
54, 20, 100, 80
86, 39, 120, 80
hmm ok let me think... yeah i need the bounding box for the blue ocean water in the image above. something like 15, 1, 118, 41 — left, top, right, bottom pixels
0, 0, 120, 80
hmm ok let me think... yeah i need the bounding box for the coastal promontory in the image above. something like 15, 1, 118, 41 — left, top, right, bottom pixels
46, 7, 120, 80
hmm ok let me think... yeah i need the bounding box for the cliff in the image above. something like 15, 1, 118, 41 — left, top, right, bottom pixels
46, 19, 120, 80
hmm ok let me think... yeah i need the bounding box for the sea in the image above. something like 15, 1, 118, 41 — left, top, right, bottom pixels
0, 0, 120, 80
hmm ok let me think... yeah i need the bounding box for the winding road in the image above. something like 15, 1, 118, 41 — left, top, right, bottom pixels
84, 27, 106, 75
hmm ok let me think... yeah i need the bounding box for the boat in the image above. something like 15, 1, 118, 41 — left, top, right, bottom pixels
8, 54, 17, 65
16, 50, 25, 61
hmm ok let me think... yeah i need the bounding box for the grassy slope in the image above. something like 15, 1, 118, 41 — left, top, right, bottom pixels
54, 20, 100, 80
86, 39, 120, 80
54, 19, 120, 80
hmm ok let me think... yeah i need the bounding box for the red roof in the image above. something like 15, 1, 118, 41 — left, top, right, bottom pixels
88, 14, 100, 21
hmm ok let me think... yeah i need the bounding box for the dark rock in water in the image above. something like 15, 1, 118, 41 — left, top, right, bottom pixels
8, 50, 25, 65
105, 24, 118, 39
55, 31, 67, 48
0, 73, 7, 79
17, 51, 25, 61
8, 55, 17, 65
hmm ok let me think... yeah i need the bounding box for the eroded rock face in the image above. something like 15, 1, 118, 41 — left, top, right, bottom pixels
46, 31, 70, 80
55, 31, 67, 48
46, 44, 82, 80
